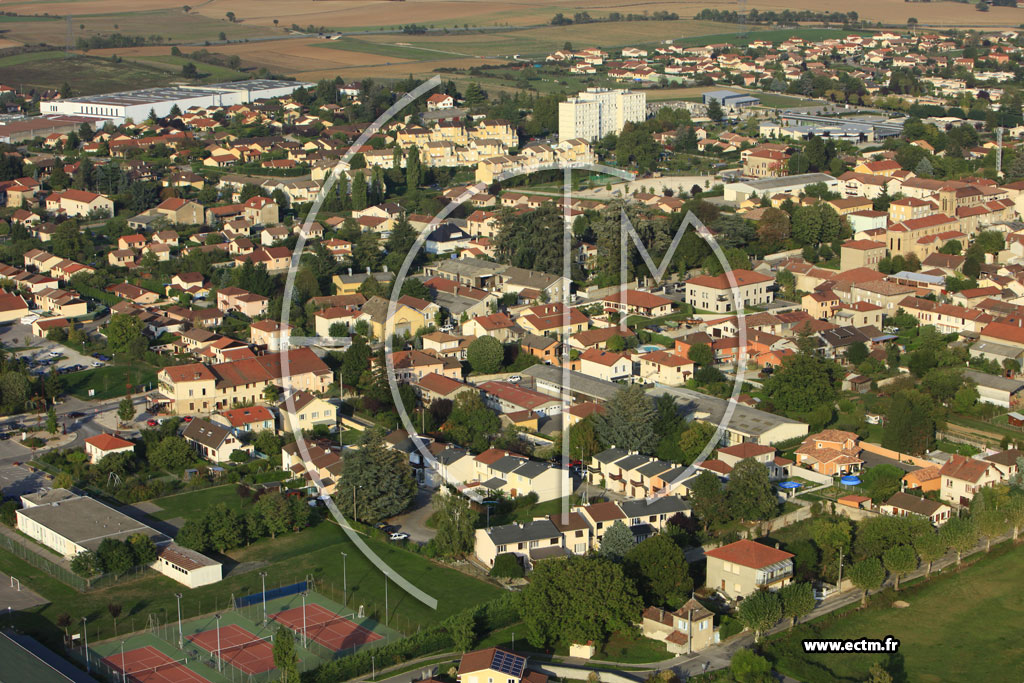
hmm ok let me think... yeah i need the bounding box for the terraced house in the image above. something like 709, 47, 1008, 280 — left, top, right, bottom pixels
155, 348, 331, 415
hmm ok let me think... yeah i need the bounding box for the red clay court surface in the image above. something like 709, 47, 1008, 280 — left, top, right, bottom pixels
271, 603, 383, 651
187, 623, 276, 675
102, 645, 211, 683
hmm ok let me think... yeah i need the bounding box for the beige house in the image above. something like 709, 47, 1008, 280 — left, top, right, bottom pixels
579, 348, 632, 382
250, 320, 292, 351
84, 433, 135, 464
840, 240, 887, 271
182, 418, 251, 463
279, 390, 338, 433
880, 492, 952, 526
685, 269, 774, 313
359, 296, 428, 340
153, 197, 205, 225
457, 648, 544, 683
45, 189, 114, 218
217, 286, 269, 318
638, 350, 693, 385
155, 348, 330, 415
704, 539, 794, 600
938, 452, 1016, 506
641, 600, 717, 655
473, 518, 565, 569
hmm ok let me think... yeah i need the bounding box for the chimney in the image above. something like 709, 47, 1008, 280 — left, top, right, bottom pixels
348, 267, 352, 275
366, 267, 371, 274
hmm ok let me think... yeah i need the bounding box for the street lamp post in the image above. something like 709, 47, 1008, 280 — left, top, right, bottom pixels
384, 572, 389, 627
301, 592, 308, 649
260, 572, 268, 624
120, 641, 126, 683
216, 614, 222, 672
340, 552, 348, 604
82, 617, 90, 674
174, 593, 183, 650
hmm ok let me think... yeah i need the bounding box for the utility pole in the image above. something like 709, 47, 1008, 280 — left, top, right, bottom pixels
340, 552, 348, 604
174, 593, 184, 650
997, 126, 1004, 177
82, 617, 90, 673
65, 16, 73, 57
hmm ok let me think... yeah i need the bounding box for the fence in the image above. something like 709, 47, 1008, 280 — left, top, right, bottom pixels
234, 580, 308, 609
0, 533, 87, 591
0, 533, 152, 592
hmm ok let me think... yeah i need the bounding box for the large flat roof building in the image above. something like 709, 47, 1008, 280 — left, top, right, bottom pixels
723, 173, 839, 203
42, 80, 312, 123
15, 489, 221, 588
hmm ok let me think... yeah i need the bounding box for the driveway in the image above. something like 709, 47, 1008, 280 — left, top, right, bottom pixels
386, 487, 437, 544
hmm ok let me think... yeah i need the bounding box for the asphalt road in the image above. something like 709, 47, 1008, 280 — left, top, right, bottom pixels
0, 393, 153, 497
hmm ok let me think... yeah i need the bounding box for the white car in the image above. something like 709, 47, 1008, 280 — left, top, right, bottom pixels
389, 532, 409, 541
508, 375, 522, 383
91, 361, 102, 367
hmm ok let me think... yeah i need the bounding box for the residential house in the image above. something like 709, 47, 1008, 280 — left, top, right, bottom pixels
704, 539, 794, 600
182, 418, 251, 463
880, 491, 951, 526
793, 430, 864, 476
279, 390, 338, 433
83, 433, 135, 465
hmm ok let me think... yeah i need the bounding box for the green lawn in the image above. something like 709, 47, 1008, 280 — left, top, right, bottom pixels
763, 541, 1024, 682
149, 485, 248, 521
64, 365, 157, 400
0, 53, 186, 95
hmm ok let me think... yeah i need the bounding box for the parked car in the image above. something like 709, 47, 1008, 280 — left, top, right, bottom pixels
146, 419, 158, 427
66, 411, 85, 419
389, 532, 409, 541
182, 416, 193, 422
508, 375, 522, 383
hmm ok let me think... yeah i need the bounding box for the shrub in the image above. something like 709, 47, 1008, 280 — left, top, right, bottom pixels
489, 553, 525, 579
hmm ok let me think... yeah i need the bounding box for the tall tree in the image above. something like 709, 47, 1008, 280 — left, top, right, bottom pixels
594, 385, 659, 455
912, 531, 946, 578
444, 391, 501, 452
737, 589, 781, 642
599, 520, 635, 559
778, 581, 815, 628
763, 349, 842, 415
432, 493, 478, 559
690, 470, 729, 531
624, 534, 693, 608
272, 627, 300, 683
882, 545, 917, 591
848, 557, 885, 607
521, 555, 642, 648
466, 336, 504, 374
117, 396, 135, 427
726, 459, 777, 522
334, 429, 416, 523
883, 390, 936, 456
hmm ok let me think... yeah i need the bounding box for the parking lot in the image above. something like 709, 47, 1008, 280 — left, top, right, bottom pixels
0, 321, 106, 376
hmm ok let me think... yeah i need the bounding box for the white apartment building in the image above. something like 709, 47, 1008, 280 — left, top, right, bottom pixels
558, 88, 646, 141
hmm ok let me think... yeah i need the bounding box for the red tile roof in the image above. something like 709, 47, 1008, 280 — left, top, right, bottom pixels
85, 433, 134, 451
704, 539, 793, 568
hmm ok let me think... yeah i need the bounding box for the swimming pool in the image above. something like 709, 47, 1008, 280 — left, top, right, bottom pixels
638, 344, 663, 353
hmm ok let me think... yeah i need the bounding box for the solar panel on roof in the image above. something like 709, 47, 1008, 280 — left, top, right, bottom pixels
491, 650, 525, 677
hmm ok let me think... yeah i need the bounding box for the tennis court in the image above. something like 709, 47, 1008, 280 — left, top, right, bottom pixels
187, 624, 276, 675
271, 603, 383, 652
103, 645, 211, 683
